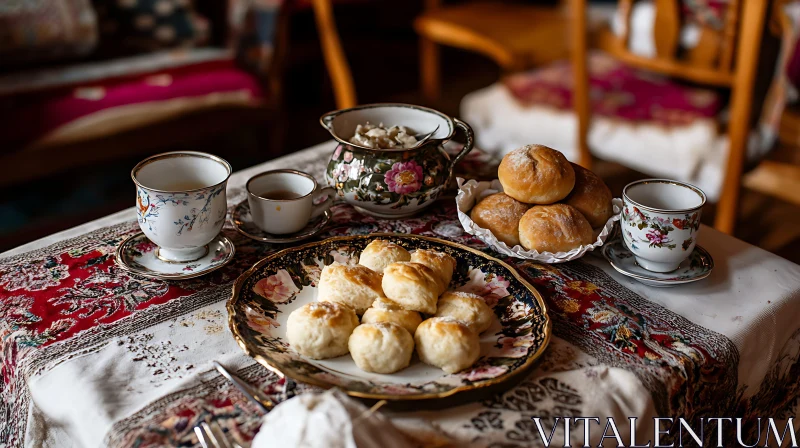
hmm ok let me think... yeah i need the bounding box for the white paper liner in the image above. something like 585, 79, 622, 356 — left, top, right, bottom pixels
456, 178, 622, 263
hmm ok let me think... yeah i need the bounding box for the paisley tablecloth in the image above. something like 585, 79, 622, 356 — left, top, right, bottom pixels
2, 141, 800, 447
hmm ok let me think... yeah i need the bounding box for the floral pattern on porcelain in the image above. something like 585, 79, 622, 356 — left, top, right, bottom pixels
136, 185, 226, 238
320, 104, 474, 218
229, 234, 549, 400
622, 206, 701, 251
326, 142, 449, 215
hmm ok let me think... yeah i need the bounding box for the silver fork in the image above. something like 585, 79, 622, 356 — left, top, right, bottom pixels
194, 421, 241, 448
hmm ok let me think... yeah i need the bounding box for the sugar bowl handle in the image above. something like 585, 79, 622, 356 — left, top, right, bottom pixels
446, 118, 475, 183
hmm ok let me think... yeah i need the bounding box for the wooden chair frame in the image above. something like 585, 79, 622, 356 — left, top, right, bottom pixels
415, 0, 571, 101
311, 0, 357, 109
570, 0, 770, 234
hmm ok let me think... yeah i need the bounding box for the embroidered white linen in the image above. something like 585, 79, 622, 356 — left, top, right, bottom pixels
5, 142, 800, 447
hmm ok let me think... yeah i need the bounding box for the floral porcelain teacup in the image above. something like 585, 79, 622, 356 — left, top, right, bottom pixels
132, 151, 231, 262
321, 103, 474, 218
621, 179, 706, 273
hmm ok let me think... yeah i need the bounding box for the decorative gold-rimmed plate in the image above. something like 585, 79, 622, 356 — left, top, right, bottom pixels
228, 233, 551, 402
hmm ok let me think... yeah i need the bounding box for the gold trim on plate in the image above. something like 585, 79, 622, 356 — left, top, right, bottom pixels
227, 233, 552, 401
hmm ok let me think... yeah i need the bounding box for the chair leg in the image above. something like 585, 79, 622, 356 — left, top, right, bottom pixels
715, 135, 746, 234
570, 0, 592, 170
420, 37, 440, 102
713, 0, 768, 234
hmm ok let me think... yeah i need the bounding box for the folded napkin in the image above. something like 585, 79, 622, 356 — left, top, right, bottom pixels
251, 389, 416, 448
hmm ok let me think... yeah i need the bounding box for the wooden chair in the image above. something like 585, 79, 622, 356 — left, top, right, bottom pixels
569, 0, 771, 234
414, 0, 573, 101
310, 0, 357, 109
742, 0, 800, 210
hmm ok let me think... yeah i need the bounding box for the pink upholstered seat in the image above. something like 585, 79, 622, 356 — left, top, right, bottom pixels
504, 52, 723, 127
0, 52, 264, 148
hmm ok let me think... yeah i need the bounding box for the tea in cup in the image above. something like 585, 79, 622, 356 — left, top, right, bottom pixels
621, 179, 706, 272
132, 151, 231, 262
246, 170, 336, 234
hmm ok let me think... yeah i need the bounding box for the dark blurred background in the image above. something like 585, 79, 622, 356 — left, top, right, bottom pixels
1, 0, 799, 262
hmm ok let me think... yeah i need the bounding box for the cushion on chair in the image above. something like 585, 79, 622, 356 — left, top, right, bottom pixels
504, 52, 723, 126
0, 48, 233, 96
461, 52, 732, 199
0, 0, 99, 66
93, 0, 210, 56
0, 56, 264, 149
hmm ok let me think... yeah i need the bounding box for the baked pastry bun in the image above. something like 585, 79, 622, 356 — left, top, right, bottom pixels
518, 204, 594, 253
382, 262, 440, 314
434, 291, 494, 334
414, 317, 480, 373
409, 249, 456, 295
498, 144, 575, 204
470, 193, 530, 247
361, 297, 423, 335
349, 322, 414, 374
317, 262, 384, 314
563, 163, 613, 228
286, 302, 359, 359
359, 239, 411, 273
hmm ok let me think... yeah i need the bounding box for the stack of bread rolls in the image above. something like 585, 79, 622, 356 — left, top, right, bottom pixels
470, 144, 613, 253
286, 239, 493, 375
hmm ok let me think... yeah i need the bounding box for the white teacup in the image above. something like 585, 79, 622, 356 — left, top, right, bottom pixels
246, 170, 336, 234
132, 151, 231, 262
621, 179, 706, 272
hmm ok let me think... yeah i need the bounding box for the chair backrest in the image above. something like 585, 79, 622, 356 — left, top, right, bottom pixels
598, 0, 744, 87
569, 0, 771, 234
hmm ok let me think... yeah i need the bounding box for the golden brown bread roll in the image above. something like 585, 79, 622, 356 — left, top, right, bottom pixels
470, 193, 531, 247
435, 291, 494, 334
286, 302, 359, 359
409, 249, 456, 295
519, 204, 594, 253
563, 163, 613, 228
382, 262, 440, 314
348, 322, 414, 374
414, 317, 480, 373
358, 239, 411, 273
361, 297, 423, 335
498, 145, 575, 204
317, 262, 384, 314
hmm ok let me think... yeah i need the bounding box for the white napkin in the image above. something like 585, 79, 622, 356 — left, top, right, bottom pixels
251, 389, 416, 448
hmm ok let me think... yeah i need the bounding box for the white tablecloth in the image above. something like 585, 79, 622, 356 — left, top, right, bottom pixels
2, 141, 800, 447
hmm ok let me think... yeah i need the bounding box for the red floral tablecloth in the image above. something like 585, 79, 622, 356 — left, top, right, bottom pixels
2, 142, 800, 447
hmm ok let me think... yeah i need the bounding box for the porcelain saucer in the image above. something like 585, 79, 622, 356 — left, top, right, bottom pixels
116, 232, 235, 280
231, 200, 331, 243
602, 240, 713, 287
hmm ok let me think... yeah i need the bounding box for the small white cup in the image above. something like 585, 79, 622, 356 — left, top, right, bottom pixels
621, 179, 706, 273
246, 170, 336, 235
132, 151, 231, 262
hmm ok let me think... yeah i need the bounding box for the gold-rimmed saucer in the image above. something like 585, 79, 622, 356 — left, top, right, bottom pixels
230, 200, 331, 244
115, 232, 235, 280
